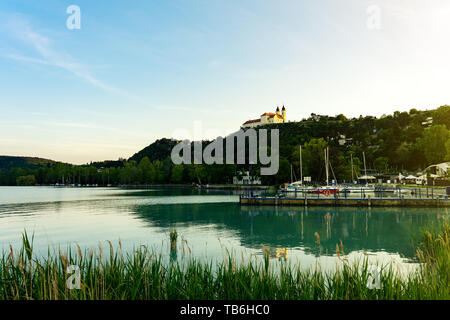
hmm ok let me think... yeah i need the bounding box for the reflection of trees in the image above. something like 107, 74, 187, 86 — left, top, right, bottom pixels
132, 203, 444, 259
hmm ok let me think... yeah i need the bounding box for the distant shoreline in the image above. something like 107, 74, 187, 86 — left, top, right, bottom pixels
0, 184, 275, 191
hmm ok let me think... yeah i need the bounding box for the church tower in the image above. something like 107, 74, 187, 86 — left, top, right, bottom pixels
276, 106, 280, 116
282, 105, 286, 122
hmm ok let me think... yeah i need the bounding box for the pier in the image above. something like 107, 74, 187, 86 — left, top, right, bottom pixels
240, 187, 450, 207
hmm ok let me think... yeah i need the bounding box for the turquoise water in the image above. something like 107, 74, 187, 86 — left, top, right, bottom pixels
0, 186, 447, 272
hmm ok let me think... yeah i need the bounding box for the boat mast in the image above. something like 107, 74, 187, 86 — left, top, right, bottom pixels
300, 145, 303, 184
290, 164, 293, 183
325, 148, 329, 186
363, 152, 367, 176
351, 153, 354, 183
327, 147, 330, 185
363, 151, 367, 185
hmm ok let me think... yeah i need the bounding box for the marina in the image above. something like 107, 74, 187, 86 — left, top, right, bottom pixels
240, 186, 450, 207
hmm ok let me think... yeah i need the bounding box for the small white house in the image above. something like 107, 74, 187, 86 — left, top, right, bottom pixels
422, 117, 433, 127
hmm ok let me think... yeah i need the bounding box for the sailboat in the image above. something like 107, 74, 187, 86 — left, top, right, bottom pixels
340, 152, 376, 194
312, 147, 339, 196
282, 145, 315, 194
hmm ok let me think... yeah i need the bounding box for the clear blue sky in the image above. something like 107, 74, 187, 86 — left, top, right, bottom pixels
1, 0, 449, 164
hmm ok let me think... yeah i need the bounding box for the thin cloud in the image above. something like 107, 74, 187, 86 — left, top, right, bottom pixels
155, 105, 229, 114
3, 14, 126, 95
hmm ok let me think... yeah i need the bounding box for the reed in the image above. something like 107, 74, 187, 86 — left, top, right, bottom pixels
169, 230, 178, 251
416, 221, 450, 298
0, 227, 448, 300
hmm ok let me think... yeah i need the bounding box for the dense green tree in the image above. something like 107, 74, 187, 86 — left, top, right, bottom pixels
374, 157, 389, 173
434, 105, 450, 128
16, 175, 36, 186
417, 125, 450, 165
171, 165, 184, 183
446, 140, 450, 162
276, 158, 291, 183
394, 143, 411, 168
138, 157, 154, 184
403, 124, 423, 143
301, 138, 328, 182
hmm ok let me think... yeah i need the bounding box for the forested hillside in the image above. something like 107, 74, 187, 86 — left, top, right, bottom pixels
0, 156, 54, 170
128, 138, 179, 163
1, 106, 449, 186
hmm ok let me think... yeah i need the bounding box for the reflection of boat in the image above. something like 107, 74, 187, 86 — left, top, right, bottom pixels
263, 246, 289, 260
276, 248, 288, 260
132, 200, 436, 259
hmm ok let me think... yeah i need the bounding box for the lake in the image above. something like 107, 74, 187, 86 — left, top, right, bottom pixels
0, 186, 447, 273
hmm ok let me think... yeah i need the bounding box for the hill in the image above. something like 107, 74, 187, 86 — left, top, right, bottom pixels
1, 105, 449, 186
128, 138, 180, 163
0, 156, 55, 171
124, 105, 450, 185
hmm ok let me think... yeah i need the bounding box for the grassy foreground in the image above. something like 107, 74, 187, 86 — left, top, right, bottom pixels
0, 224, 449, 300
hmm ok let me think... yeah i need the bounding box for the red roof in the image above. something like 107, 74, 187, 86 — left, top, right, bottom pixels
243, 119, 261, 125
261, 113, 283, 119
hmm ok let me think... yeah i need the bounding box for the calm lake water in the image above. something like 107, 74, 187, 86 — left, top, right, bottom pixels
0, 186, 448, 273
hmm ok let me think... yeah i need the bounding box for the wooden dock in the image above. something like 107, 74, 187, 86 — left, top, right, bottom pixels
239, 195, 450, 207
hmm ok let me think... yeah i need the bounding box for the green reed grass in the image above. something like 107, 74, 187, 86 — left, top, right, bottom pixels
0, 224, 449, 300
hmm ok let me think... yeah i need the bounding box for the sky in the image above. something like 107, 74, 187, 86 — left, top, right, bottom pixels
1, 0, 450, 164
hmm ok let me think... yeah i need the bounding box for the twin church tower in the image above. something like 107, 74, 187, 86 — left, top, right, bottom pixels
242, 105, 287, 129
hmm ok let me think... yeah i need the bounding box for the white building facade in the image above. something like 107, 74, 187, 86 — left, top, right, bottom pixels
242, 106, 287, 129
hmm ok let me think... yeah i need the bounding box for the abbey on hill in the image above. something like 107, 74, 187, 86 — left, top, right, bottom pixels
242, 105, 287, 128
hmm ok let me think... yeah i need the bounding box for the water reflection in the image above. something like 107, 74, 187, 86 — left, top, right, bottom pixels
0, 187, 447, 268
132, 203, 447, 260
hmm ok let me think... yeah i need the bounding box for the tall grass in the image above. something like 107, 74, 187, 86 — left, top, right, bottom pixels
416, 222, 450, 298
0, 225, 448, 300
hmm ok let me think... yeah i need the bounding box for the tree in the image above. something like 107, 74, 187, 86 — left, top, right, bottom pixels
446, 139, 450, 162
16, 175, 36, 186
374, 157, 389, 173
403, 123, 423, 143
433, 105, 450, 128
276, 157, 291, 183
301, 138, 328, 182
171, 165, 184, 183
187, 165, 207, 185
162, 158, 173, 182
120, 160, 141, 184
138, 157, 154, 184
418, 125, 450, 165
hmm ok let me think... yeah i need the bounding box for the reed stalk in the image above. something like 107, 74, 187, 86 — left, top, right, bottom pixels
0, 226, 448, 300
